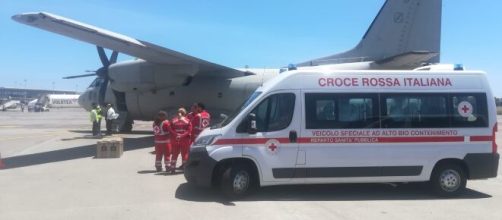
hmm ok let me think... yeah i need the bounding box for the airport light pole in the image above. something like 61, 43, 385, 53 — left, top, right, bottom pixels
23, 79, 27, 103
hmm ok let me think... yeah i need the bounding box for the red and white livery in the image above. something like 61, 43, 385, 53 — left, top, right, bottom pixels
153, 120, 172, 170
185, 67, 499, 198
171, 116, 192, 168
191, 110, 210, 142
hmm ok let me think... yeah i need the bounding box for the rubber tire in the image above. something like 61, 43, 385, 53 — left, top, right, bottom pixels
220, 164, 255, 199
430, 163, 467, 197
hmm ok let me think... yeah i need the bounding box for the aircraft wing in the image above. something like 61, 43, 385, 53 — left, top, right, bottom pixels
375, 51, 439, 69
12, 12, 248, 78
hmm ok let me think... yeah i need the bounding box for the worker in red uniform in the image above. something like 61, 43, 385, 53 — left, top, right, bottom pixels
186, 103, 197, 122
170, 107, 192, 173
190, 102, 211, 143
152, 111, 173, 172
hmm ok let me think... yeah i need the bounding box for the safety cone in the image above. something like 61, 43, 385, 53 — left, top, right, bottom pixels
0, 153, 5, 169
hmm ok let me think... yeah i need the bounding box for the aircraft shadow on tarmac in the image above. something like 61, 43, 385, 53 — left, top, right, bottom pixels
175, 182, 491, 203
1, 136, 153, 169
69, 130, 153, 135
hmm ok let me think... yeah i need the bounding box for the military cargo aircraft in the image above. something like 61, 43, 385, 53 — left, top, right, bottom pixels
12, 0, 441, 131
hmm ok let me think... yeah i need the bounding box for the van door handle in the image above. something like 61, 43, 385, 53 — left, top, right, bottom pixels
289, 130, 298, 143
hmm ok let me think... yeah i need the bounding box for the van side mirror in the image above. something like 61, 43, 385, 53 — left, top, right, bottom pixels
248, 113, 257, 134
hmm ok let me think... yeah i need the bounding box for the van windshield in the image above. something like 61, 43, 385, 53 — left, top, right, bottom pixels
215, 91, 262, 128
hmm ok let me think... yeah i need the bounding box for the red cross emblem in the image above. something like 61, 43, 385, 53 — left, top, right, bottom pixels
201, 118, 210, 128
457, 101, 473, 117
268, 143, 277, 152
153, 126, 160, 135
461, 105, 470, 113
265, 139, 280, 154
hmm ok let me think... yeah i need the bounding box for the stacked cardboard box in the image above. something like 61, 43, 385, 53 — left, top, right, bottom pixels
96, 137, 124, 158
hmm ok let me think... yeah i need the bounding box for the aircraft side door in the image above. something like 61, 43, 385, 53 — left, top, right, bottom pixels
241, 91, 301, 183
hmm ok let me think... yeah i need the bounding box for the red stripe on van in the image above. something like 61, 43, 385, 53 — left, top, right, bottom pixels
214, 138, 290, 145
213, 135, 492, 145
470, 136, 493, 142
493, 123, 498, 154
299, 136, 464, 144
378, 136, 464, 143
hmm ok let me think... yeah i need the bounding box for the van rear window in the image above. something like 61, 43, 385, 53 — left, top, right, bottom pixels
450, 93, 488, 127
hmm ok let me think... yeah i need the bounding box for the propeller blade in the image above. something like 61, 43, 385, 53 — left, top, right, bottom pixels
62, 73, 97, 79
95, 67, 107, 78
109, 51, 118, 64
97, 46, 109, 67
98, 78, 109, 106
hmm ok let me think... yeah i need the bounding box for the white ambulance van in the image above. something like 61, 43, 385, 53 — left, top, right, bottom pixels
185, 69, 499, 198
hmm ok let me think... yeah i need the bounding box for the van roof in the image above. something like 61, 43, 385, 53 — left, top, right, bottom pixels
258, 70, 488, 93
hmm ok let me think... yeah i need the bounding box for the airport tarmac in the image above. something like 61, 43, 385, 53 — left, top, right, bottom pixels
1, 109, 502, 220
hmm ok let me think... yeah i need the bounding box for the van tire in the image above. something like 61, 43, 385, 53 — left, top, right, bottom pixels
220, 163, 254, 199
430, 163, 466, 197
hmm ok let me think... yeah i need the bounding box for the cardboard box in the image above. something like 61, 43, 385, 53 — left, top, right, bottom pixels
96, 137, 123, 158
108, 138, 124, 158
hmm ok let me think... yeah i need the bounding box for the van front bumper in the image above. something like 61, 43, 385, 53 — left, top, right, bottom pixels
184, 147, 217, 187
464, 153, 499, 179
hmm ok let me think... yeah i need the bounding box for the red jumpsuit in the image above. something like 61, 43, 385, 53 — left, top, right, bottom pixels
187, 112, 195, 121
190, 110, 211, 143
170, 116, 192, 169
153, 120, 172, 170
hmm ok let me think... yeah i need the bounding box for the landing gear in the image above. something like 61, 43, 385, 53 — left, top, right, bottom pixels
119, 119, 133, 133
114, 111, 133, 133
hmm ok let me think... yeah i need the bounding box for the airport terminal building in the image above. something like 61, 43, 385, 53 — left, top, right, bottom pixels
0, 87, 78, 103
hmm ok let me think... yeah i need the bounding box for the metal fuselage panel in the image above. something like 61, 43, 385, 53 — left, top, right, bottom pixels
100, 60, 279, 121
79, 60, 377, 121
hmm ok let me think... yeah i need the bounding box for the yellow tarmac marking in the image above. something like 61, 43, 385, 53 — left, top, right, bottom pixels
0, 125, 21, 128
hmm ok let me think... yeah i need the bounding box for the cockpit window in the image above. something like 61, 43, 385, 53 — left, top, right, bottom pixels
88, 78, 104, 88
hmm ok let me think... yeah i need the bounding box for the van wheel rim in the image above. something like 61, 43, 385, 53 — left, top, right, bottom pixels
233, 171, 250, 193
439, 169, 461, 192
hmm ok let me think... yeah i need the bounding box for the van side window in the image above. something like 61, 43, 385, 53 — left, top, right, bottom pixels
381, 94, 449, 128
316, 100, 336, 121
451, 93, 488, 127
305, 93, 378, 129
339, 97, 374, 123
237, 93, 295, 133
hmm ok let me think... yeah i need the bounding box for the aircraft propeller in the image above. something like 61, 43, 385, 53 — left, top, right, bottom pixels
62, 46, 118, 106
62, 72, 96, 79
62, 46, 118, 80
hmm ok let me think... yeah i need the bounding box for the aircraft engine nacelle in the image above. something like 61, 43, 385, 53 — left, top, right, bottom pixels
108, 59, 198, 92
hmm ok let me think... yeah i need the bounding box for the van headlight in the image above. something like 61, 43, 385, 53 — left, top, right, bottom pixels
192, 134, 221, 147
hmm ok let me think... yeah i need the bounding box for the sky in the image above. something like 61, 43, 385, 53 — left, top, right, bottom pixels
0, 0, 501, 95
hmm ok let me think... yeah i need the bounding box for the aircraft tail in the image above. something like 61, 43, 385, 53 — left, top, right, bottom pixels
298, 0, 442, 68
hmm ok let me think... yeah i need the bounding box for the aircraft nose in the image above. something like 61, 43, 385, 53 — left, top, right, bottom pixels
78, 93, 91, 111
